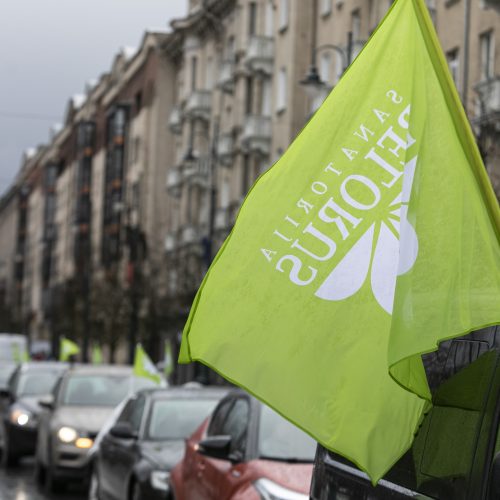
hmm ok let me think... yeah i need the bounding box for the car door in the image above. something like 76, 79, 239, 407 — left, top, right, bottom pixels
202, 396, 251, 500
187, 398, 234, 500
100, 394, 146, 500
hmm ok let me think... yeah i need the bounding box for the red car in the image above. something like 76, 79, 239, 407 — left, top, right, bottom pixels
170, 390, 316, 500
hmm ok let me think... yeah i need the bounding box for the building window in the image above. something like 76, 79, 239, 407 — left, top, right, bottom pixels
205, 56, 214, 89
249, 2, 257, 37
276, 67, 287, 112
135, 91, 142, 114
351, 9, 361, 40
446, 48, 460, 89
261, 78, 272, 116
191, 56, 198, 91
480, 31, 494, 81
320, 52, 331, 86
279, 0, 289, 31
335, 53, 344, 83
245, 77, 254, 115
265, 1, 274, 37
321, 0, 332, 16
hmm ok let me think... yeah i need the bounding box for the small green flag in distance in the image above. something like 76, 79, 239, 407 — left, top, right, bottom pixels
179, 0, 500, 483
11, 342, 29, 363
133, 344, 162, 385
164, 341, 174, 378
91, 343, 103, 364
60, 338, 80, 362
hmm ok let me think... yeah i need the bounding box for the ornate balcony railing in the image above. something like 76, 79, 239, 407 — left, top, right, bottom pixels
183, 156, 210, 187
185, 90, 212, 121
246, 36, 274, 75
241, 115, 272, 156
168, 106, 183, 134
218, 60, 236, 93
217, 133, 235, 166
166, 165, 183, 197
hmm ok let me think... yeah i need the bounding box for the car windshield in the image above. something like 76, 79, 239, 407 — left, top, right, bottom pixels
258, 405, 317, 462
147, 398, 218, 440
61, 374, 132, 406
16, 370, 61, 397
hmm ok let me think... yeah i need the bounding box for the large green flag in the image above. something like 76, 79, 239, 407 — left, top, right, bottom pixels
133, 344, 162, 385
179, 0, 500, 482
59, 338, 80, 362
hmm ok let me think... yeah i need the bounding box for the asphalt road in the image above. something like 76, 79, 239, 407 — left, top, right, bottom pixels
0, 458, 86, 500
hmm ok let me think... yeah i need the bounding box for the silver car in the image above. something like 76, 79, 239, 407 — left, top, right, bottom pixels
35, 364, 161, 493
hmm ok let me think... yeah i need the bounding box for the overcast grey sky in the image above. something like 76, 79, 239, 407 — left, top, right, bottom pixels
0, 0, 187, 196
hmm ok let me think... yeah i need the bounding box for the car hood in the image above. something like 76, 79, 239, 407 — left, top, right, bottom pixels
247, 459, 313, 495
15, 396, 44, 416
53, 406, 115, 435
140, 439, 185, 470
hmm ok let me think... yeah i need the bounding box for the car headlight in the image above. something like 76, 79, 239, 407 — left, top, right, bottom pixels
254, 478, 309, 500
150, 470, 170, 491
10, 408, 33, 427
57, 426, 78, 443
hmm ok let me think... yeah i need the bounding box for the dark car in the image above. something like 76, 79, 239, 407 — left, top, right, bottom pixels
36, 364, 160, 493
170, 390, 317, 500
310, 325, 500, 500
0, 361, 67, 466
89, 385, 228, 500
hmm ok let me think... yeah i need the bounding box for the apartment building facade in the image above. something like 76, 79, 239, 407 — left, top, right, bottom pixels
0, 0, 498, 371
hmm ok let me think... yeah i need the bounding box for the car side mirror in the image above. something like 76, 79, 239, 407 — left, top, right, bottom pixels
489, 452, 500, 498
38, 395, 55, 410
110, 422, 138, 440
197, 435, 235, 461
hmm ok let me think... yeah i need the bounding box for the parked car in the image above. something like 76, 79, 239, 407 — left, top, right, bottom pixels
0, 361, 67, 466
170, 390, 317, 500
310, 325, 500, 500
35, 364, 159, 493
89, 385, 229, 500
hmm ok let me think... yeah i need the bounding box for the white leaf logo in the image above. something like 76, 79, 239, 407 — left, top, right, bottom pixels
315, 157, 418, 314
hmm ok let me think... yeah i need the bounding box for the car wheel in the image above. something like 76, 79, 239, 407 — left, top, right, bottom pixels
88, 467, 102, 500
1, 430, 18, 468
45, 446, 65, 494
34, 458, 46, 486
130, 480, 142, 500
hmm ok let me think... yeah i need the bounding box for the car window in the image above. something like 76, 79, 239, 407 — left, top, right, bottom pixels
15, 369, 61, 397
208, 399, 234, 436
147, 398, 219, 440
315, 344, 499, 500
61, 374, 131, 406
220, 398, 249, 455
0, 365, 15, 389
258, 405, 316, 462
117, 395, 146, 433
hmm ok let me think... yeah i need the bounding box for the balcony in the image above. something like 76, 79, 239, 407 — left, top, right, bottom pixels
241, 115, 272, 155
246, 36, 274, 75
164, 232, 177, 253
215, 207, 232, 232
483, 0, 500, 12
183, 156, 210, 187
166, 166, 183, 197
475, 77, 500, 117
217, 133, 235, 166
218, 60, 235, 93
168, 106, 182, 134
181, 225, 201, 246
184, 90, 212, 121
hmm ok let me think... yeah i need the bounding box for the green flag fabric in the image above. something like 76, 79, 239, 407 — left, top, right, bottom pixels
179, 0, 500, 482
133, 344, 162, 385
11, 342, 29, 363
164, 341, 174, 378
91, 343, 103, 364
59, 338, 80, 362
